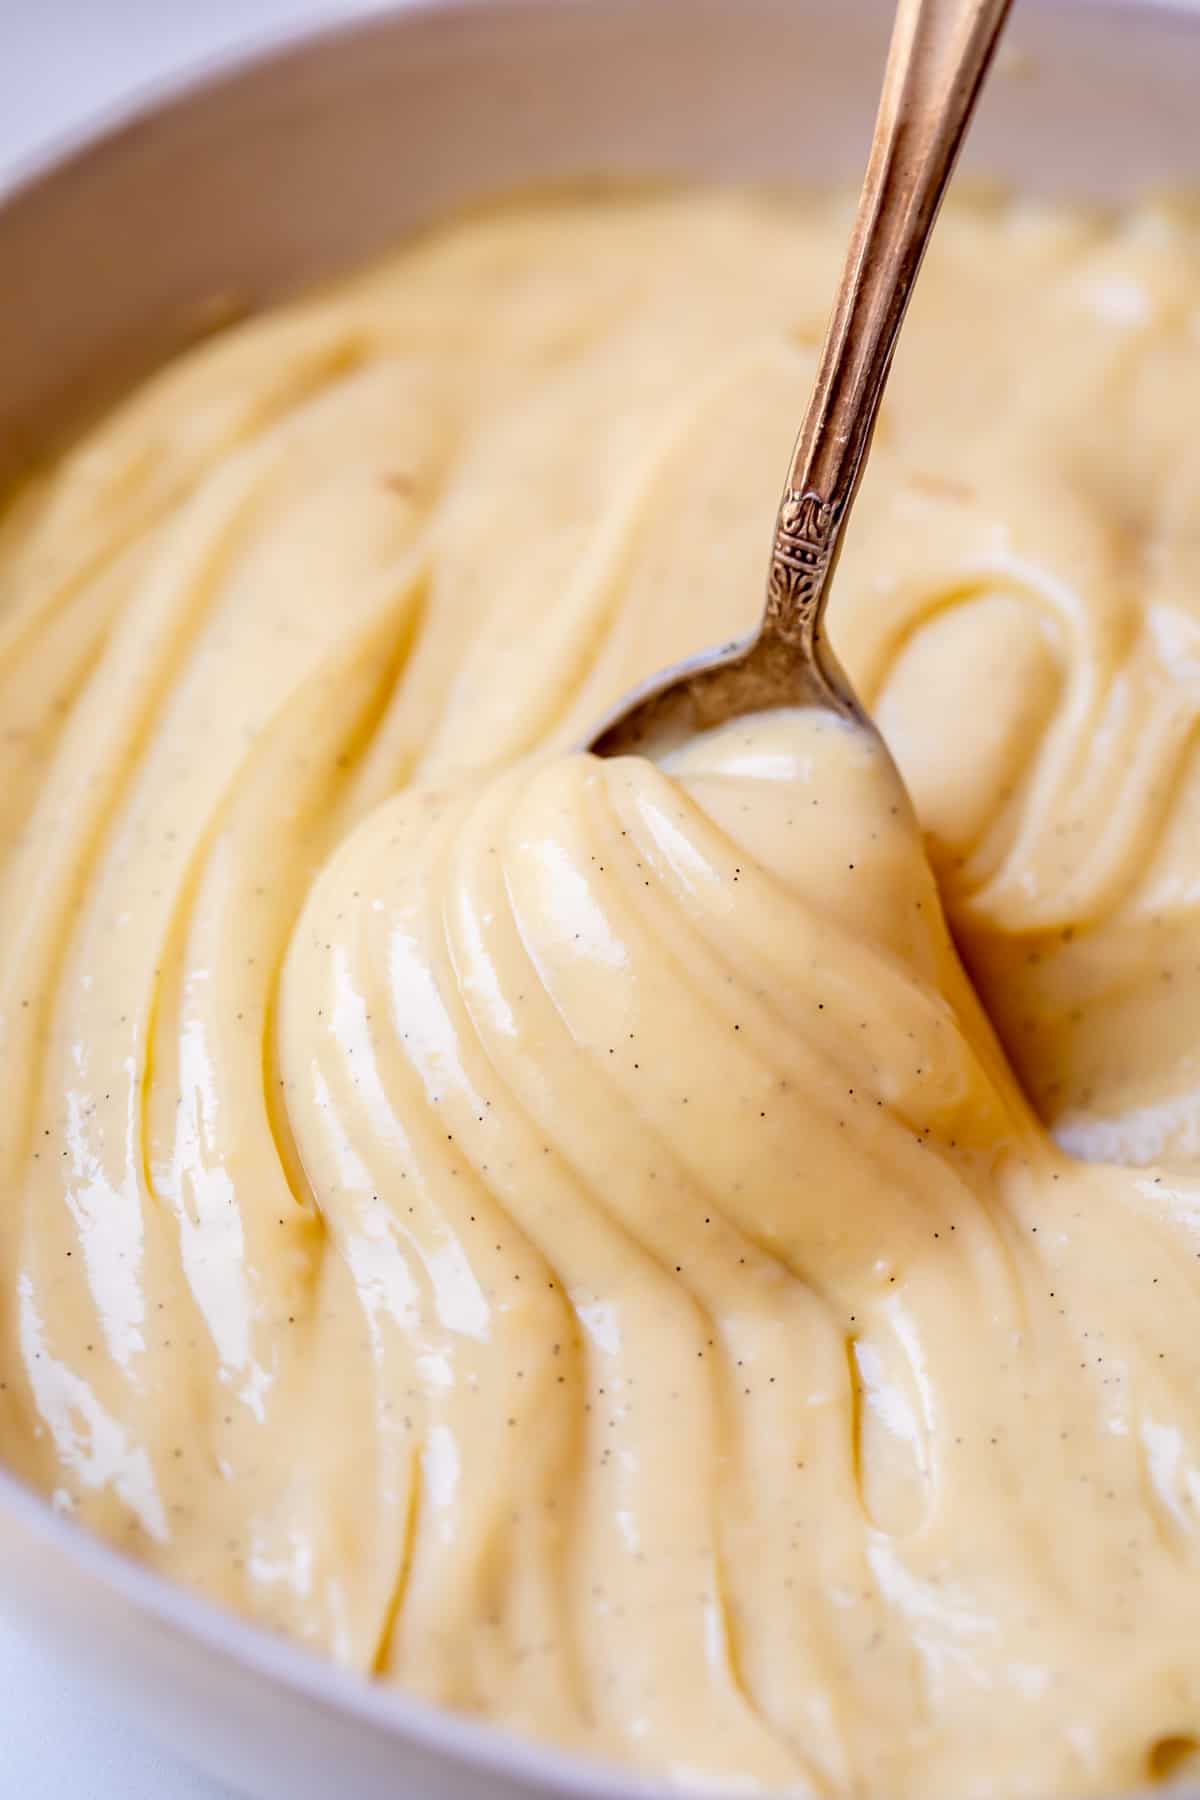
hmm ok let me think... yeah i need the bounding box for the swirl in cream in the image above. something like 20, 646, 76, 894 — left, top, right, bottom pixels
2, 190, 1200, 1795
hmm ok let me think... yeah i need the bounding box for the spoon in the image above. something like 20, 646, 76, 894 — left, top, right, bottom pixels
587, 0, 1014, 760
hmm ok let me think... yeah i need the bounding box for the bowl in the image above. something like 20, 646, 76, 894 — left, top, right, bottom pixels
0, 2, 1197, 1795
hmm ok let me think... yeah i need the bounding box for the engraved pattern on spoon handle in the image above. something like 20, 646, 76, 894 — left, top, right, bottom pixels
766, 0, 1014, 662
766, 487, 838, 646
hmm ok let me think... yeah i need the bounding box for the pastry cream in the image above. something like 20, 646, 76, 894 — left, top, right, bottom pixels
2, 189, 1200, 1796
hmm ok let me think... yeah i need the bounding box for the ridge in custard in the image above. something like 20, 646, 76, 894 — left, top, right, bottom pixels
3, 188, 1200, 1799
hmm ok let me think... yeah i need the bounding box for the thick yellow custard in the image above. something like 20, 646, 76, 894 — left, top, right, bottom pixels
3, 190, 1200, 1796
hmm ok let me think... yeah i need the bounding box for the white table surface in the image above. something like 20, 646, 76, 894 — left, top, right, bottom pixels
0, 6, 396, 1794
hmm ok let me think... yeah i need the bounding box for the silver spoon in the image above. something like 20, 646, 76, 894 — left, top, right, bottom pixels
587, 0, 1013, 760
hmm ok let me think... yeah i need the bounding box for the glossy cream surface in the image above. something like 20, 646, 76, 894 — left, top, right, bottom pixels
3, 190, 1200, 1796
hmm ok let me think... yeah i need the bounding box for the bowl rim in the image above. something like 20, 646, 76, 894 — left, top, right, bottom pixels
1, 0, 1197, 219
1, 1, 1198, 1796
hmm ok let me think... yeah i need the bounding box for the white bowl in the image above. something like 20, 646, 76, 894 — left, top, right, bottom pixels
0, 3, 1196, 1795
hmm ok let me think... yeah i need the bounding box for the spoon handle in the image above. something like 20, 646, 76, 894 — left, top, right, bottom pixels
766, 0, 1013, 674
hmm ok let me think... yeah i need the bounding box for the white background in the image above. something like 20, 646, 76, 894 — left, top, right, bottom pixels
0, 6, 401, 1797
